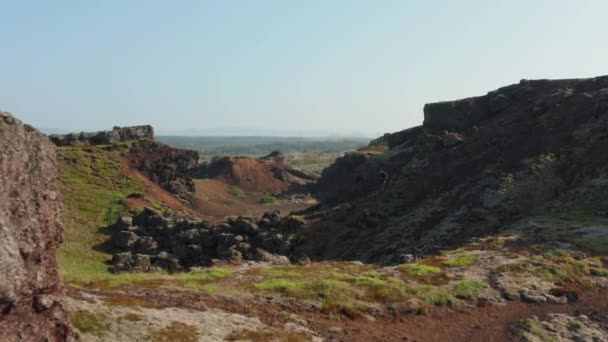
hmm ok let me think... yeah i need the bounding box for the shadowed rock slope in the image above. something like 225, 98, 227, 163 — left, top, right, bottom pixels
0, 112, 73, 341
305, 76, 608, 263
50, 126, 200, 206
127, 139, 200, 205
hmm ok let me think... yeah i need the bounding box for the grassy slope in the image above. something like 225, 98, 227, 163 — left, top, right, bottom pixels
57, 144, 239, 288
57, 145, 144, 284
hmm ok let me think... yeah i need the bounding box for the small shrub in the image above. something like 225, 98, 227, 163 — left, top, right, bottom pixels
150, 321, 199, 342
421, 289, 456, 306
321, 300, 362, 319
226, 186, 246, 198
310, 279, 350, 299
591, 267, 608, 277
260, 194, 278, 204
70, 310, 109, 335
523, 318, 556, 342
453, 280, 487, 299
401, 262, 442, 276
567, 319, 583, 332
120, 313, 143, 322
254, 279, 305, 297
443, 254, 479, 268
355, 276, 388, 289
502, 288, 519, 300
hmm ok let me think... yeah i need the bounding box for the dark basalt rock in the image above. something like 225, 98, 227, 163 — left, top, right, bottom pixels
108, 208, 301, 273
127, 140, 200, 205
304, 75, 608, 264
49, 125, 154, 146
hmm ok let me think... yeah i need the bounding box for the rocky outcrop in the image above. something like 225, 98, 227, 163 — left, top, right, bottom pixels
0, 112, 72, 341
108, 208, 302, 273
50, 125, 154, 146
368, 133, 391, 148
306, 76, 608, 263
200, 151, 319, 194
127, 140, 200, 205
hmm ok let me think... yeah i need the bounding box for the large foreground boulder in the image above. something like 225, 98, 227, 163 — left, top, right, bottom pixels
0, 112, 73, 341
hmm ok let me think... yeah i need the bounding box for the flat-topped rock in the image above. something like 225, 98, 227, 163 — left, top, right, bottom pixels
49, 125, 154, 146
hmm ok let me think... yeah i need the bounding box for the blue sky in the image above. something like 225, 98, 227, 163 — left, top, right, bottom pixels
1, 1, 607, 136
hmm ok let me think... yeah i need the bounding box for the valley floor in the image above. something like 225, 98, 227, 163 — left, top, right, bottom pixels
65, 285, 608, 341
62, 231, 608, 341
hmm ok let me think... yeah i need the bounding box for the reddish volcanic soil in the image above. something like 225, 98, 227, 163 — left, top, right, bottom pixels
76, 285, 608, 342
209, 156, 317, 194
120, 160, 316, 221
120, 160, 199, 216
193, 179, 316, 221
212, 157, 293, 193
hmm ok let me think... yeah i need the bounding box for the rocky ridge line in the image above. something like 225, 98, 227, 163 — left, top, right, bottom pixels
50, 125, 154, 146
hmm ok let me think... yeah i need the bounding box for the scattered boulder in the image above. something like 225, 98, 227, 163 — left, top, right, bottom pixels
108, 208, 302, 273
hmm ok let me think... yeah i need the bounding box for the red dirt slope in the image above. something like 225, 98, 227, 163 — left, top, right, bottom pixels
204, 152, 319, 194
193, 179, 317, 221
120, 160, 199, 217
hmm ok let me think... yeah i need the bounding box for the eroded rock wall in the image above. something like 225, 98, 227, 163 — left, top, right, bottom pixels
50, 125, 154, 146
306, 76, 608, 263
0, 112, 72, 341
127, 140, 200, 205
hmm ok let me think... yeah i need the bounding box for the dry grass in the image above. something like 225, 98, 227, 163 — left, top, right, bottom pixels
102, 295, 161, 308
225, 328, 312, 342
150, 321, 199, 342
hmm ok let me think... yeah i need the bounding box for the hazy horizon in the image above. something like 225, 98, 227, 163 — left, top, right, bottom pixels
38, 126, 376, 138
2, 1, 608, 136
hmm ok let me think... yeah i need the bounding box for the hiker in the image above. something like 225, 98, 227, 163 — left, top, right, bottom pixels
379, 169, 388, 192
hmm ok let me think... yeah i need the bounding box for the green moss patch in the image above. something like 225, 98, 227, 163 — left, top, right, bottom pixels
70, 309, 110, 335
400, 262, 442, 276
452, 280, 487, 299
443, 254, 479, 268
57, 146, 144, 285
225, 185, 246, 197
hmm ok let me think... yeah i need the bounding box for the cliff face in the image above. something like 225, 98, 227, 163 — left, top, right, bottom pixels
127, 140, 200, 205
50, 125, 154, 146
0, 112, 72, 341
306, 76, 608, 263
